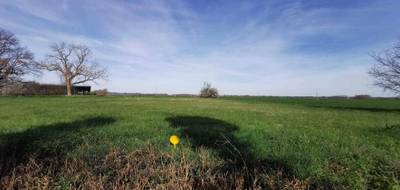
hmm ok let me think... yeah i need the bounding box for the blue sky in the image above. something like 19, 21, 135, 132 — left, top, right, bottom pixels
1, 0, 400, 96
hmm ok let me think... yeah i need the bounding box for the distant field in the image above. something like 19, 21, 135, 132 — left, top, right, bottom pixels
0, 96, 399, 189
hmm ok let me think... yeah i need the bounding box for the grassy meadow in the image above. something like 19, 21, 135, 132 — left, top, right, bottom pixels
0, 96, 399, 189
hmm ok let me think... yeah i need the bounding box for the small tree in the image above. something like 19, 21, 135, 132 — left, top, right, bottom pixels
0, 29, 37, 88
200, 82, 218, 98
368, 41, 400, 94
40, 42, 107, 96
92, 89, 108, 96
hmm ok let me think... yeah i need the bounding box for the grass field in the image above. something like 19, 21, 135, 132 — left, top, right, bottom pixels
0, 96, 399, 189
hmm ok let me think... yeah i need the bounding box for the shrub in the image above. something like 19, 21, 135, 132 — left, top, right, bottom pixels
353, 95, 371, 99
93, 89, 108, 96
200, 82, 218, 98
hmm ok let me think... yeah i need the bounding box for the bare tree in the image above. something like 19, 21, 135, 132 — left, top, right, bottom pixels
0, 29, 36, 88
368, 41, 400, 94
200, 82, 218, 98
40, 42, 107, 96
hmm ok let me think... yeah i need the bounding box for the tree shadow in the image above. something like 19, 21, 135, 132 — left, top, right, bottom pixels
0, 116, 116, 176
166, 116, 294, 188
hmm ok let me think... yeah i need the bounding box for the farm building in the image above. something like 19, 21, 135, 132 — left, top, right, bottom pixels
0, 82, 91, 96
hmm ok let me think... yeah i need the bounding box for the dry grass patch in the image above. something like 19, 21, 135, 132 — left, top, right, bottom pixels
1, 144, 310, 190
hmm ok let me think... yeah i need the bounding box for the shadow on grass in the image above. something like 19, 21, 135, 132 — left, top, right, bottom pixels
0, 116, 116, 176
227, 97, 400, 113
166, 116, 294, 188
292, 100, 400, 113
369, 124, 400, 140
274, 100, 400, 113
308, 105, 400, 113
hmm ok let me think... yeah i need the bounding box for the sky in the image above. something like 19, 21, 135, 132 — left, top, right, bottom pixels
1, 0, 400, 96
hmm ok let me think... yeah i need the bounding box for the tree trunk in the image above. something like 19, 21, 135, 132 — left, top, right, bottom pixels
66, 78, 72, 96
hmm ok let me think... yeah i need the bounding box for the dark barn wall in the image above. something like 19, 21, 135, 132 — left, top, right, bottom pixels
32, 84, 67, 95
73, 86, 91, 95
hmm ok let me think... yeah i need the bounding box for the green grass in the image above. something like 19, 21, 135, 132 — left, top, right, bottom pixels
1, 96, 399, 189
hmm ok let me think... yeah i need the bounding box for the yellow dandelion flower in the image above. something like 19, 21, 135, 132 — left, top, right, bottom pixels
169, 135, 180, 148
